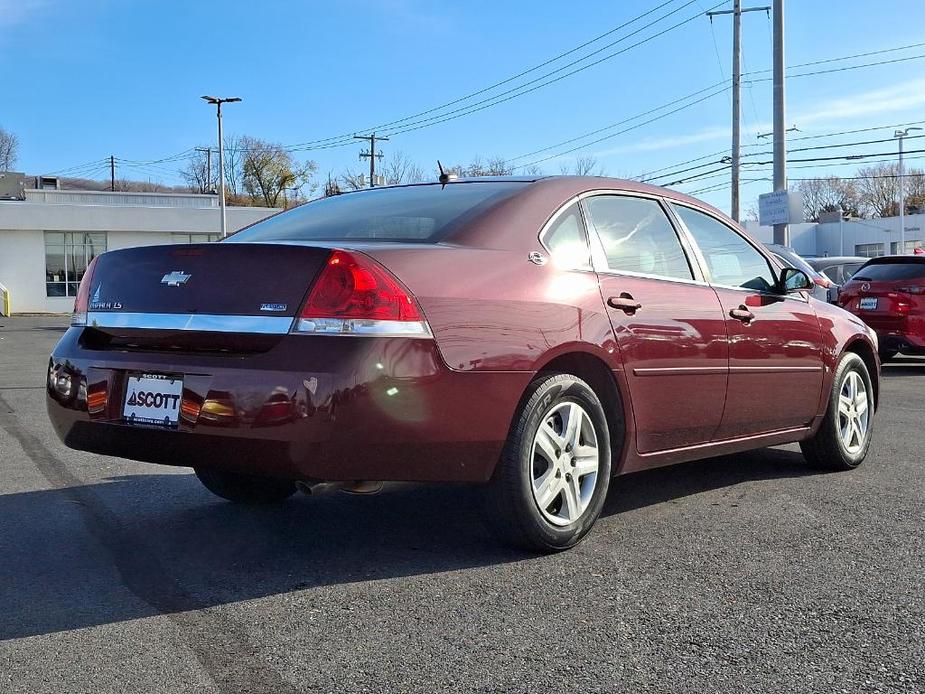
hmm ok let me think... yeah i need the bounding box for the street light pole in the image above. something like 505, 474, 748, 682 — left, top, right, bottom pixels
201, 95, 242, 237
894, 127, 922, 254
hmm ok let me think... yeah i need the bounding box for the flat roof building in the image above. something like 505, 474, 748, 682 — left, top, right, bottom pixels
0, 188, 277, 314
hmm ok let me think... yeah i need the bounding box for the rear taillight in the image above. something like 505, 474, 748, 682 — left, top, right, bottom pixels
293, 250, 431, 337
813, 276, 831, 288
896, 285, 925, 295
71, 256, 100, 326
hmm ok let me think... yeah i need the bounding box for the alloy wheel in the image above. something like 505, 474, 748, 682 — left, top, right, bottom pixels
838, 370, 870, 455
530, 401, 600, 526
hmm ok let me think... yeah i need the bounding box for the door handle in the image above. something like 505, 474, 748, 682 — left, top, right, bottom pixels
729, 305, 755, 323
608, 293, 642, 314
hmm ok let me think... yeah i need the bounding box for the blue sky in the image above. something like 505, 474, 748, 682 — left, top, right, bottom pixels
3, 0, 925, 214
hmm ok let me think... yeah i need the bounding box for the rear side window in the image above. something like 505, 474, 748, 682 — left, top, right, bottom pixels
542, 202, 591, 270
853, 261, 925, 281
672, 204, 777, 292
228, 182, 528, 243
584, 195, 693, 280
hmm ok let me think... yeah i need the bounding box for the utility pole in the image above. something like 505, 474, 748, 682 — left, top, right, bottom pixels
895, 127, 923, 254
201, 96, 242, 237
772, 0, 788, 245
195, 146, 213, 191
110, 155, 115, 192
355, 132, 388, 187
706, 1, 769, 222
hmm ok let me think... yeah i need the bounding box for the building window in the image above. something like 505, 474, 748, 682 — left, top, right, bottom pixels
855, 243, 885, 258
45, 232, 107, 297
890, 240, 922, 254
171, 233, 222, 244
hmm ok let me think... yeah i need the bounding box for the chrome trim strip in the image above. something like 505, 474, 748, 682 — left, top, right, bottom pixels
633, 366, 727, 376
729, 366, 823, 374
86, 312, 294, 334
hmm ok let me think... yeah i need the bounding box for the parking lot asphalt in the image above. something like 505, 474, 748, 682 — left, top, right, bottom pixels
0, 315, 922, 693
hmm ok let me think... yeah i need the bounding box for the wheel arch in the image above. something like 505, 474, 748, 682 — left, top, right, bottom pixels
530, 350, 629, 476
842, 337, 879, 410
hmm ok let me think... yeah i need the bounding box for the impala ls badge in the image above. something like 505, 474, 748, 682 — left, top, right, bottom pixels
161, 270, 191, 287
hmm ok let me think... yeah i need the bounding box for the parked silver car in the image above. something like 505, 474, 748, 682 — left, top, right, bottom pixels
805, 256, 868, 303
764, 244, 832, 303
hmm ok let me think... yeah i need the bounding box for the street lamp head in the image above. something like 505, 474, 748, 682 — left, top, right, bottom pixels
201, 95, 242, 105
895, 127, 923, 138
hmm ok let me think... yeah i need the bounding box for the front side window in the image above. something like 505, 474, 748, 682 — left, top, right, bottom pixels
584, 195, 693, 280
44, 232, 107, 297
672, 204, 776, 292
542, 202, 591, 270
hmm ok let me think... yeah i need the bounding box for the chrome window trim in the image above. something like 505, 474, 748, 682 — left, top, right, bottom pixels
86, 312, 295, 334
537, 196, 594, 272
576, 190, 702, 283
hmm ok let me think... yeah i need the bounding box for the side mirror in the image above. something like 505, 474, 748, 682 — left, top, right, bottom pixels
781, 267, 813, 293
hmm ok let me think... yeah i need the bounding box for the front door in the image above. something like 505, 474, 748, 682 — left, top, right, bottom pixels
669, 203, 825, 439
583, 194, 728, 453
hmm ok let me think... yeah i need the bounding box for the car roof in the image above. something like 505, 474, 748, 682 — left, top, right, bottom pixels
806, 256, 868, 266
862, 255, 925, 265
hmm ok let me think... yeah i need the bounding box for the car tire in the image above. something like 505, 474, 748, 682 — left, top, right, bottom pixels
194, 467, 297, 504
800, 352, 874, 471
485, 372, 612, 552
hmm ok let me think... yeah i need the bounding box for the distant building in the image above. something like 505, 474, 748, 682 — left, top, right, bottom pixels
746, 212, 925, 258
0, 187, 277, 314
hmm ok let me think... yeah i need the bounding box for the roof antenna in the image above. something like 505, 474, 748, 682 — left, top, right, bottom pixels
437, 160, 456, 187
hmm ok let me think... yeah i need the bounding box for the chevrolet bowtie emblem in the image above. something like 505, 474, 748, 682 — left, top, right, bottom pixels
161, 270, 191, 286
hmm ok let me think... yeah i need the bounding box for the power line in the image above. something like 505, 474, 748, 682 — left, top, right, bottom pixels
744, 40, 925, 75
358, 1, 727, 141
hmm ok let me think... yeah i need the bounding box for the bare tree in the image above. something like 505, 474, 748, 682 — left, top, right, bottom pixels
442, 155, 514, 178
0, 126, 19, 171
240, 136, 318, 208
180, 148, 218, 194
521, 164, 544, 176
856, 163, 901, 218
382, 150, 425, 185
222, 134, 247, 199
559, 154, 605, 176
795, 176, 860, 221
339, 167, 366, 191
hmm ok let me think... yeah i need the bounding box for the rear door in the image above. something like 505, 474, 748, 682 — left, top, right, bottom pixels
669, 203, 825, 438
582, 193, 728, 453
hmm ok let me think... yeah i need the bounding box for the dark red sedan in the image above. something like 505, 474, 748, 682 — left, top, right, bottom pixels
47, 177, 879, 551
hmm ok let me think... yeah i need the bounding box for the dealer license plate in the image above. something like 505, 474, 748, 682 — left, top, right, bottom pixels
859, 297, 878, 310
123, 374, 183, 427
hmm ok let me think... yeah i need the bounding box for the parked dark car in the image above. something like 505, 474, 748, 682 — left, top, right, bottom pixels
764, 243, 832, 302
806, 256, 867, 303
47, 177, 880, 551
839, 255, 925, 361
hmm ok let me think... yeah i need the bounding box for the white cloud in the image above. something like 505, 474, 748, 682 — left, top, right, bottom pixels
795, 78, 925, 126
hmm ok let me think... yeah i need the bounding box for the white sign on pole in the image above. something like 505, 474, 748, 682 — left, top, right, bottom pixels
758, 190, 804, 226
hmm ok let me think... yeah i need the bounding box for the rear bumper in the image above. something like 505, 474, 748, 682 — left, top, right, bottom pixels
46, 328, 529, 482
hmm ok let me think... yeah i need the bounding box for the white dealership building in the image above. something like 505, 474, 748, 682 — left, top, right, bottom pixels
0, 186, 277, 314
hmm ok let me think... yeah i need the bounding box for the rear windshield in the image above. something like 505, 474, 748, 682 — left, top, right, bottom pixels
853, 260, 925, 281
227, 182, 528, 243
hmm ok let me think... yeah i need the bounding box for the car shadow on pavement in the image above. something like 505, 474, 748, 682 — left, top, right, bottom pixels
0, 447, 814, 641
